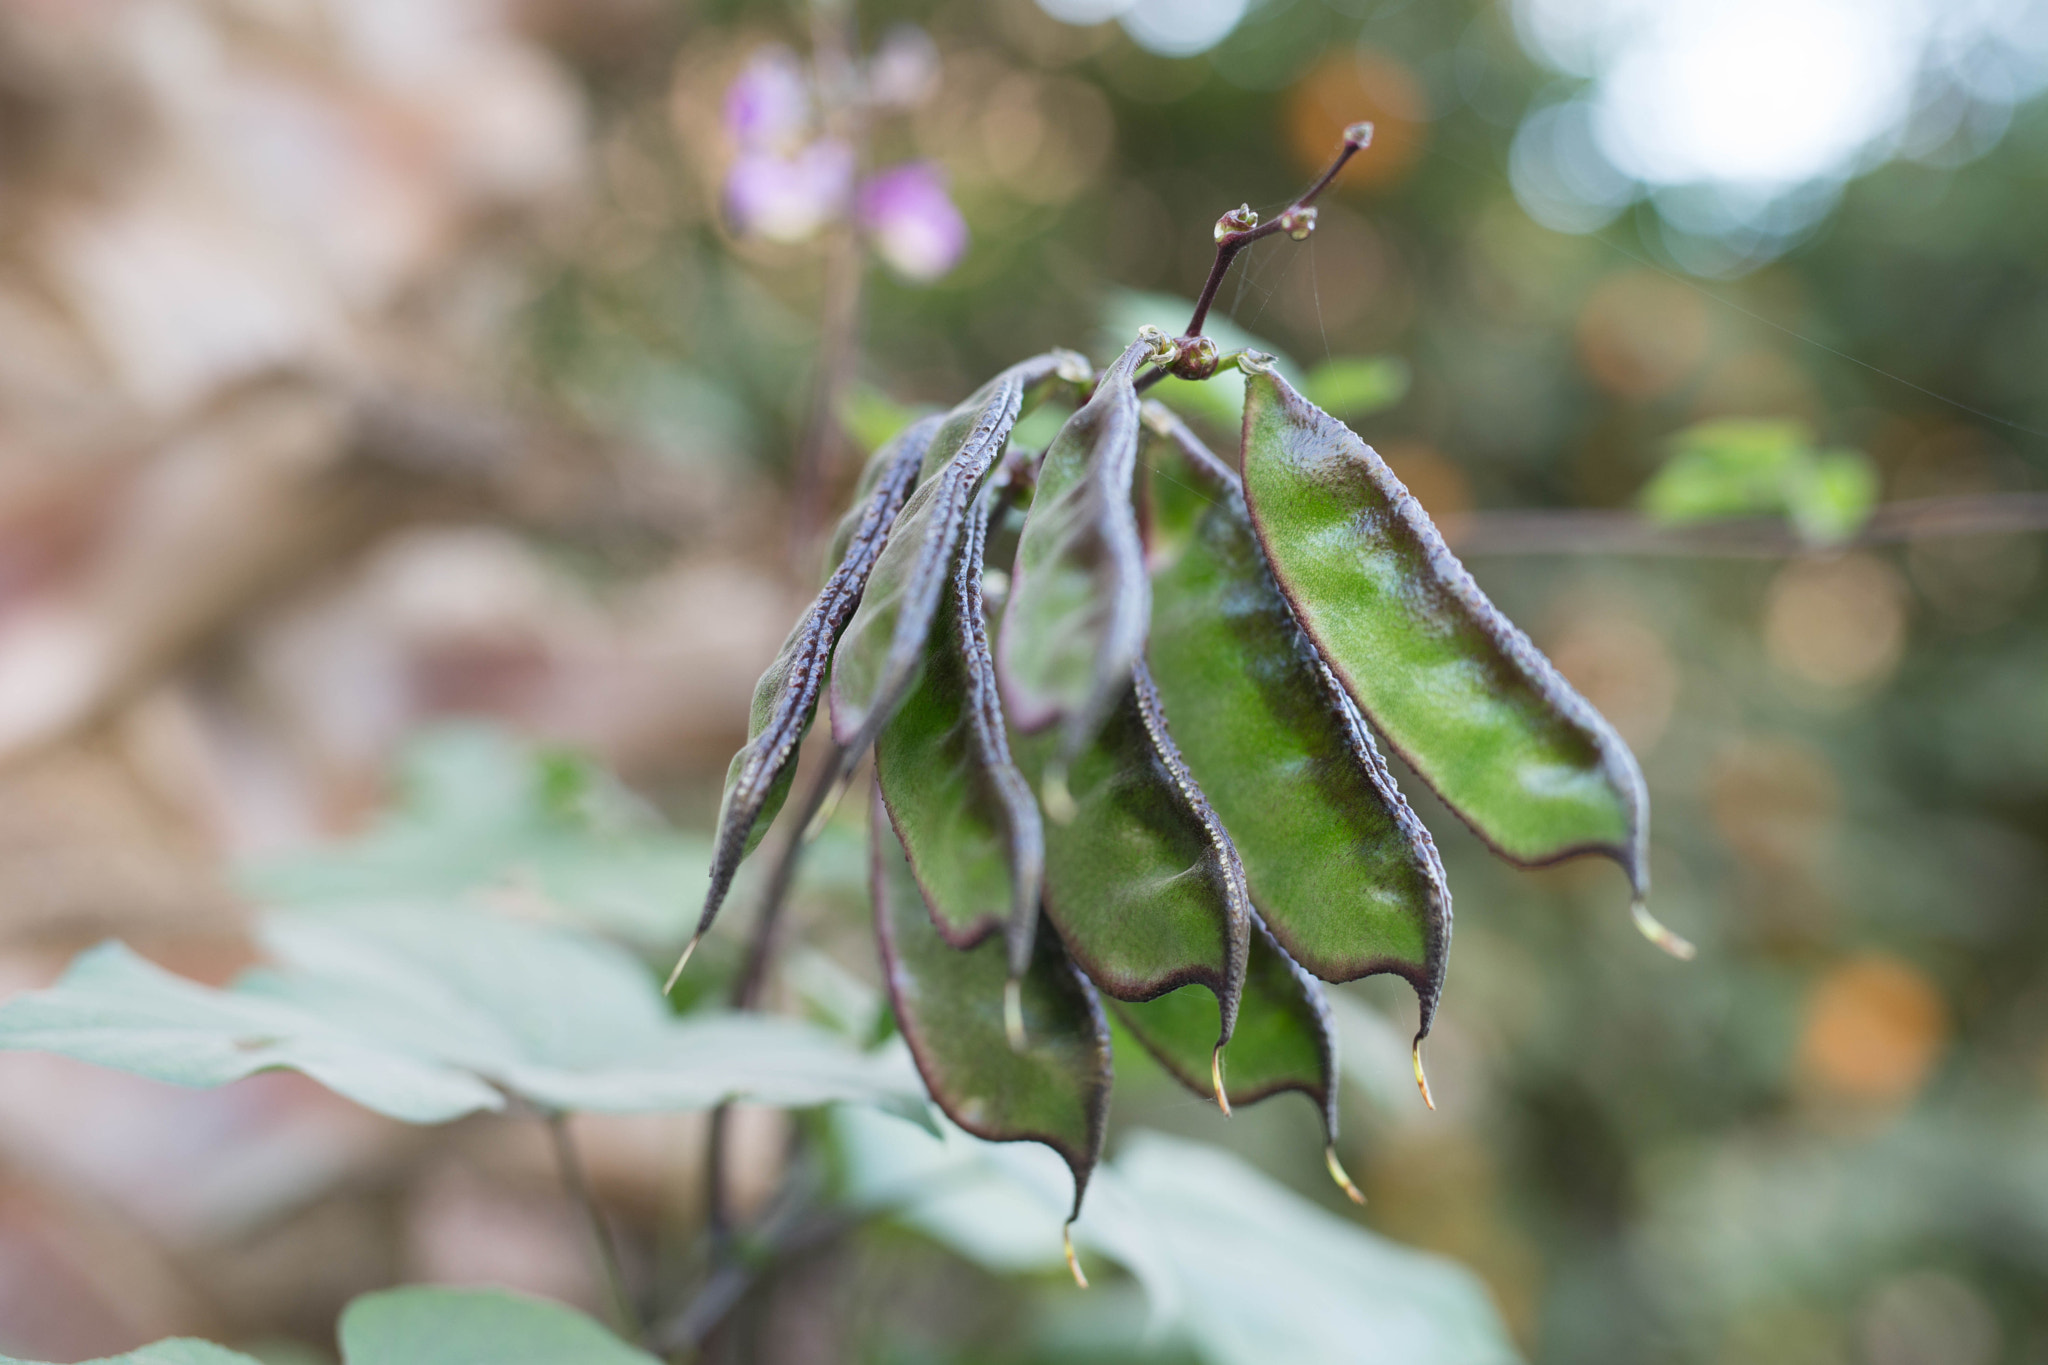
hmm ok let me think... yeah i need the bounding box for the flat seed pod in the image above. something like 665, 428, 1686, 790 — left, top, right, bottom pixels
1239, 367, 1670, 948
997, 339, 1151, 756
831, 353, 1083, 757
874, 463, 1044, 987
872, 786, 1111, 1227
1141, 406, 1449, 1035
685, 416, 942, 967
1023, 660, 1251, 1070
1113, 911, 1340, 1141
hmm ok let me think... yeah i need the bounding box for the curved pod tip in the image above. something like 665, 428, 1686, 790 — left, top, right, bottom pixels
1631, 898, 1697, 961
661, 933, 701, 996
1211, 1043, 1232, 1117
1004, 977, 1027, 1053
1412, 1040, 1436, 1111
1063, 1222, 1089, 1289
1325, 1146, 1366, 1206
1040, 765, 1078, 826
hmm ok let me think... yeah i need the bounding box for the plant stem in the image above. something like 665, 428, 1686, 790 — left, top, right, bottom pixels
788, 0, 867, 562
546, 1109, 641, 1339
703, 748, 848, 1243
1183, 125, 1372, 339
1448, 493, 2048, 557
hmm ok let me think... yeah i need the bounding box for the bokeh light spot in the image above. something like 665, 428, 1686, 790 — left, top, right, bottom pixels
1763, 554, 1908, 692
1798, 954, 1948, 1105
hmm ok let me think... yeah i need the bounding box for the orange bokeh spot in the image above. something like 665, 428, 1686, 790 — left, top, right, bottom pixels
1285, 50, 1425, 190
1576, 270, 1711, 400
1797, 954, 1948, 1105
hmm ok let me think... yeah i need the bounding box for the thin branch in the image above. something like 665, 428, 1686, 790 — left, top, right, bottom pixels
1446, 493, 2048, 558
545, 1110, 641, 1340
1184, 122, 1374, 338
788, 0, 868, 562
704, 746, 848, 1243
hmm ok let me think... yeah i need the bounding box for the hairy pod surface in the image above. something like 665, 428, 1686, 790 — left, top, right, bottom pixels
693, 415, 942, 949
1240, 368, 1650, 898
872, 786, 1110, 1221
997, 339, 1152, 757
1019, 660, 1251, 1051
832, 353, 1080, 755
690, 332, 1674, 1230
876, 463, 1045, 981
1141, 405, 1450, 1035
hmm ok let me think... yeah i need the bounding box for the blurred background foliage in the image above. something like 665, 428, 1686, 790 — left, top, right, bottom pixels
0, 0, 2045, 1362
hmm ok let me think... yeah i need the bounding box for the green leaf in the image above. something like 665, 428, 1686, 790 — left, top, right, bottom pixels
1141, 406, 1449, 1027
1020, 663, 1251, 1062
693, 413, 941, 951
1789, 448, 1879, 545
1639, 418, 1878, 546
0, 941, 502, 1122
338, 1286, 661, 1365
0, 910, 923, 1122
1241, 367, 1655, 922
872, 786, 1111, 1222
1301, 356, 1411, 419
998, 340, 1151, 756
839, 382, 936, 457
0, 1341, 262, 1365
241, 726, 710, 948
833, 1108, 1523, 1365
830, 352, 1086, 756
1113, 912, 1339, 1140
1112, 1133, 1520, 1365
875, 462, 1044, 981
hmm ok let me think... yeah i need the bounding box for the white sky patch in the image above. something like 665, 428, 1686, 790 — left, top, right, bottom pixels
1035, 0, 1249, 58
1511, 0, 2048, 261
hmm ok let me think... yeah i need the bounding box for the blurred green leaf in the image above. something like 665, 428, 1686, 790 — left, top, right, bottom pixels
1301, 356, 1411, 418
241, 726, 711, 948
841, 383, 937, 455
1640, 419, 1878, 546
0, 909, 923, 1121
337, 1286, 659, 1365
0, 941, 500, 1123
833, 1108, 1522, 1365
1789, 448, 1881, 544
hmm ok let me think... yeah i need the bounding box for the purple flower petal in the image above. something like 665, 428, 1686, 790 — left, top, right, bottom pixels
726, 140, 855, 244
724, 46, 810, 153
866, 25, 940, 110
857, 162, 968, 282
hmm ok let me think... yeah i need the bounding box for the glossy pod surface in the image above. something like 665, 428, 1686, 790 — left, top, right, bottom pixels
871, 787, 1110, 1219
693, 416, 941, 944
1239, 367, 1648, 892
1142, 406, 1449, 1029
831, 354, 1076, 753
875, 466, 1044, 976
1113, 911, 1339, 1136
998, 340, 1150, 754
1020, 661, 1249, 1050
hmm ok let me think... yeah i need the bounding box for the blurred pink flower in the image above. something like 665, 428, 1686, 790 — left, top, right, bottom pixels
725, 139, 854, 244
866, 25, 939, 110
857, 163, 967, 281
723, 47, 810, 153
